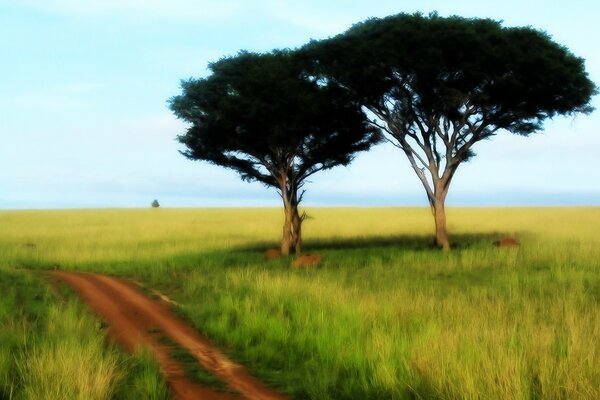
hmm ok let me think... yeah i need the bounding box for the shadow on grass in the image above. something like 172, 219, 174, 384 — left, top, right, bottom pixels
239, 232, 508, 254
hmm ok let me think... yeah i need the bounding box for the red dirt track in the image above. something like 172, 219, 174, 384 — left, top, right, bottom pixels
52, 271, 288, 400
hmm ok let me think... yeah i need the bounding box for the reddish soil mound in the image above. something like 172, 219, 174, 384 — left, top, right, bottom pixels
292, 254, 321, 268
264, 248, 282, 259
496, 237, 520, 247
51, 271, 288, 400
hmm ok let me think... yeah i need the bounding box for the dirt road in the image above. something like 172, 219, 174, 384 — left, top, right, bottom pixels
52, 271, 288, 400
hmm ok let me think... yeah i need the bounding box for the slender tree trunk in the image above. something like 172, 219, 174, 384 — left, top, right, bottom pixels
280, 194, 302, 255
431, 183, 450, 251
290, 204, 302, 254
281, 207, 292, 255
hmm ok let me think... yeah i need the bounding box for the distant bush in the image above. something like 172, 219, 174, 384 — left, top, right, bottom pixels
151, 200, 160, 208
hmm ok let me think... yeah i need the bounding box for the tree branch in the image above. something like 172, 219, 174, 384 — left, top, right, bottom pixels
399, 137, 435, 205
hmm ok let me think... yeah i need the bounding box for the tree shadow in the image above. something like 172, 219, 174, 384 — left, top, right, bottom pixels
239, 232, 510, 254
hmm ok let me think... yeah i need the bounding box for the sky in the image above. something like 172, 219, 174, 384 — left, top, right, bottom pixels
1, 0, 599, 209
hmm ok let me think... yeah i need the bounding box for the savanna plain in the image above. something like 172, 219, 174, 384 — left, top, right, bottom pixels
1, 207, 599, 399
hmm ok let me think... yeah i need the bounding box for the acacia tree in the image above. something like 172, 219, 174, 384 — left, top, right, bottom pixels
305, 13, 596, 249
170, 51, 379, 255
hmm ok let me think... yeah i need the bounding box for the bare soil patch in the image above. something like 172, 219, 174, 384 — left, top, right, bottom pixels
496, 237, 520, 247
51, 271, 288, 400
264, 248, 282, 259
292, 254, 321, 268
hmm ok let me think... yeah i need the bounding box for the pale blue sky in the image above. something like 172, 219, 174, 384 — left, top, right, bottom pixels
1, 0, 598, 208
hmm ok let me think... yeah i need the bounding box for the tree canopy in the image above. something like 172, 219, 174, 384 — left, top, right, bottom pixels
169, 50, 380, 253
303, 13, 597, 249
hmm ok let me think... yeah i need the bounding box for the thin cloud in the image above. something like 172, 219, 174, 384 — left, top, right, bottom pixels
10, 0, 390, 35
11, 0, 246, 21
264, 1, 400, 38
0, 82, 102, 111
266, 5, 354, 37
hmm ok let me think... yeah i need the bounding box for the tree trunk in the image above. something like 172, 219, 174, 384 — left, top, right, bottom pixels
281, 202, 302, 255
291, 204, 302, 254
281, 207, 292, 255
432, 186, 450, 251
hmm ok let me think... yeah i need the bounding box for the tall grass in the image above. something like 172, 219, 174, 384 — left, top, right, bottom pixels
17, 302, 121, 400
175, 252, 599, 399
113, 350, 169, 400
1, 207, 599, 398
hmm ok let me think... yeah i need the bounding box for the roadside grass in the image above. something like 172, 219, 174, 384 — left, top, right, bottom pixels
0, 267, 167, 400
1, 207, 599, 399
16, 301, 121, 400
113, 350, 168, 400
158, 336, 230, 393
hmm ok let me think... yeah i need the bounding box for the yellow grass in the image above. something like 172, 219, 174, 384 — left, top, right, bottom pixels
1, 207, 598, 268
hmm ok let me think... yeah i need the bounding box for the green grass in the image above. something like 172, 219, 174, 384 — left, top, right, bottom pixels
113, 350, 168, 400
1, 207, 599, 399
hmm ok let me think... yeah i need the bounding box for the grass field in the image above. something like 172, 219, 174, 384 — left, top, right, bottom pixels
1, 207, 599, 399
